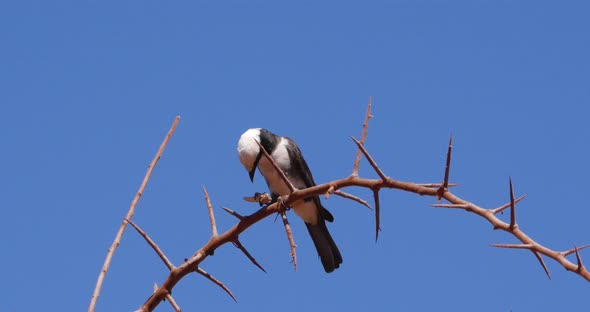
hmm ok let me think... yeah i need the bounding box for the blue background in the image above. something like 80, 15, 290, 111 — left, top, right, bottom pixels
1, 1, 589, 311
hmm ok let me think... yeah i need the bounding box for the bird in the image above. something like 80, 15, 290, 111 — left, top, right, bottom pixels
237, 128, 342, 273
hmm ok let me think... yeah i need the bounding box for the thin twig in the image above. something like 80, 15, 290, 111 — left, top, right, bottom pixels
222, 207, 244, 220
332, 190, 373, 210
563, 244, 590, 257
254, 139, 296, 193
373, 189, 381, 242
418, 183, 458, 188
89, 115, 180, 312
352, 96, 372, 177
280, 211, 297, 271
509, 177, 516, 230
351, 137, 387, 181
575, 246, 585, 273
431, 203, 469, 209
203, 186, 218, 237
490, 244, 534, 250
233, 239, 267, 273
490, 243, 534, 249
492, 195, 527, 215
126, 218, 174, 270
437, 134, 452, 200
532, 250, 551, 279
324, 185, 335, 199
491, 243, 550, 278
195, 267, 237, 303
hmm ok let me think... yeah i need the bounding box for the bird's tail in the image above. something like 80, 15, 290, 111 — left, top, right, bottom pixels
305, 221, 342, 273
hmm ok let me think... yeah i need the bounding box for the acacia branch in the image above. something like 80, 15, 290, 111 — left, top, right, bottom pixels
129, 101, 588, 311
137, 163, 589, 310
88, 115, 179, 312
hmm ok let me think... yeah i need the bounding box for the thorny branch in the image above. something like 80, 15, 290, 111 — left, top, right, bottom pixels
89, 115, 179, 312
89, 100, 588, 311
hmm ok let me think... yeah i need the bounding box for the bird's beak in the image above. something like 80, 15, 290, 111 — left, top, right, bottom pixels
249, 167, 256, 182
249, 150, 263, 182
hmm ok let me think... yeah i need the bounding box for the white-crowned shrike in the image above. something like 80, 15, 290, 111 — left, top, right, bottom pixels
237, 128, 342, 273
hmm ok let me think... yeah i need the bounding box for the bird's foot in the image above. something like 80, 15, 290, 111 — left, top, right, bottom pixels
275, 195, 291, 212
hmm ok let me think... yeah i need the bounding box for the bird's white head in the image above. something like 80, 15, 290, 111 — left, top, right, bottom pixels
237, 128, 263, 182
238, 128, 282, 182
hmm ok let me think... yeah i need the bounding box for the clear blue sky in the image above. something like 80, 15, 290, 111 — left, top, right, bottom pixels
1, 1, 589, 311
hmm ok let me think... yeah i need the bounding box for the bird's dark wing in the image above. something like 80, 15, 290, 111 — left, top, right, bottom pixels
285, 136, 342, 272
284, 137, 317, 188
285, 137, 334, 222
